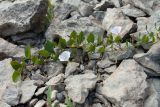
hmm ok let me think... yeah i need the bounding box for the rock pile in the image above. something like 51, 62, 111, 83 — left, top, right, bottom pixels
0, 0, 160, 107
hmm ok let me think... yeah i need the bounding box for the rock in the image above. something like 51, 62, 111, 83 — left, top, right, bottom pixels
102, 8, 136, 38
33, 80, 45, 87
65, 62, 79, 77
121, 4, 146, 18
29, 98, 38, 107
31, 73, 48, 82
45, 17, 104, 41
0, 0, 48, 36
134, 42, 160, 76
51, 90, 58, 101
54, 3, 75, 21
89, 53, 101, 60
46, 74, 64, 86
0, 59, 14, 99
2, 85, 21, 106
52, 100, 59, 107
63, 0, 81, 7
35, 87, 46, 96
92, 103, 103, 107
0, 101, 11, 107
104, 65, 117, 74
59, 103, 67, 107
87, 60, 97, 70
65, 73, 97, 104
97, 59, 148, 107
20, 80, 37, 104
144, 78, 160, 107
34, 100, 46, 107
97, 57, 114, 69
42, 62, 64, 78
56, 92, 65, 103
92, 11, 105, 22
79, 2, 94, 17
94, 0, 114, 11
107, 43, 135, 61
0, 38, 24, 58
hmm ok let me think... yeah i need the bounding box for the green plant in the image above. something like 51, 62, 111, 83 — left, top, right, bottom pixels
65, 96, 74, 107
47, 86, 52, 107
45, 0, 54, 26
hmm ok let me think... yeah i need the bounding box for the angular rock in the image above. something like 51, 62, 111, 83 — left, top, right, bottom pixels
34, 100, 46, 107
46, 74, 64, 86
65, 73, 97, 104
63, 0, 81, 7
97, 59, 148, 107
97, 57, 114, 69
45, 17, 104, 41
134, 42, 160, 76
0, 59, 14, 99
102, 8, 136, 38
0, 38, 24, 59
94, 0, 114, 11
35, 87, 46, 96
0, 0, 48, 36
79, 2, 94, 17
65, 62, 79, 77
104, 65, 117, 74
2, 85, 21, 106
29, 98, 38, 107
20, 80, 37, 104
42, 62, 64, 78
144, 78, 160, 107
121, 4, 146, 18
0, 101, 11, 107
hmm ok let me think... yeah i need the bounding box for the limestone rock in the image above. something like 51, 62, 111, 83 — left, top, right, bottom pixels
97, 59, 148, 107
65, 73, 97, 104
65, 62, 79, 77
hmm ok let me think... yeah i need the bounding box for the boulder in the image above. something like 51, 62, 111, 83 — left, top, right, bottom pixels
0, 0, 48, 36
65, 73, 97, 104
102, 8, 136, 38
97, 59, 148, 107
134, 42, 160, 76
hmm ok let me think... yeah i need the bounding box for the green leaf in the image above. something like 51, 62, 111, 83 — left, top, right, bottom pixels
87, 33, 95, 43
47, 86, 52, 107
32, 56, 44, 65
44, 40, 54, 53
66, 97, 74, 107
12, 70, 21, 82
77, 31, 85, 45
51, 53, 59, 61
85, 43, 95, 52
107, 34, 113, 45
98, 46, 106, 53
25, 45, 31, 59
58, 38, 67, 49
70, 31, 77, 40
142, 35, 149, 43
10, 61, 22, 70
97, 36, 102, 45
114, 36, 122, 43
39, 50, 50, 58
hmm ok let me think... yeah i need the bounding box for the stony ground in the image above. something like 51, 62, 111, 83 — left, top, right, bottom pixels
0, 0, 160, 107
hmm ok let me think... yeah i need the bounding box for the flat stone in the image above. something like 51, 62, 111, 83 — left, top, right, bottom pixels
65, 73, 97, 104
97, 57, 114, 69
20, 80, 37, 104
35, 87, 46, 96
97, 59, 148, 107
65, 62, 79, 77
34, 100, 46, 107
46, 74, 64, 86
0, 0, 48, 36
2, 85, 21, 106
0, 101, 11, 107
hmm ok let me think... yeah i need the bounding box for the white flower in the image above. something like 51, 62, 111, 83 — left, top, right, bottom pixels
110, 26, 122, 35
59, 51, 71, 61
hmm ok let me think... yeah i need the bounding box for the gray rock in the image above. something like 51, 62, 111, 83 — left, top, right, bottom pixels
0, 101, 11, 107
92, 103, 103, 107
2, 85, 21, 106
144, 78, 160, 107
92, 11, 105, 21
97, 57, 114, 69
79, 2, 94, 17
34, 100, 46, 107
31, 73, 48, 82
56, 92, 65, 102
0, 38, 24, 58
51, 90, 58, 101
102, 8, 136, 39
29, 98, 38, 107
63, 0, 82, 7
89, 53, 101, 60
42, 62, 64, 78
52, 100, 59, 107
59, 103, 67, 107
121, 4, 146, 17
134, 42, 160, 76
97, 59, 148, 107
35, 87, 46, 96
65, 62, 79, 77
0, 59, 14, 99
94, 0, 114, 11
107, 43, 135, 61
20, 80, 37, 104
46, 73, 64, 86
65, 73, 97, 104
0, 0, 48, 36
45, 17, 104, 41
104, 65, 117, 74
